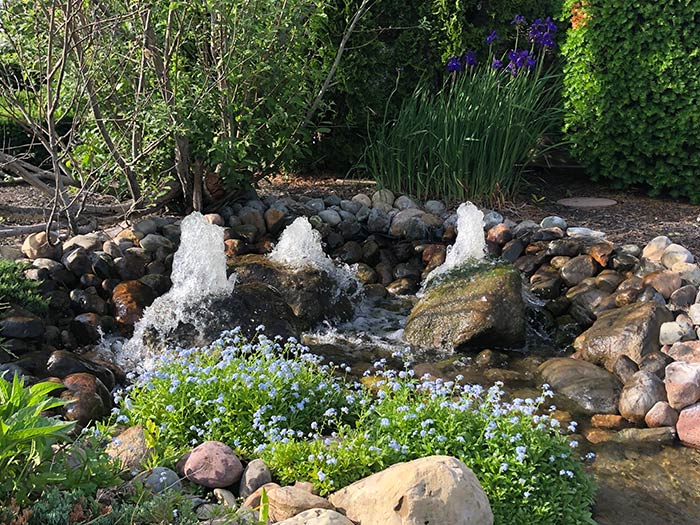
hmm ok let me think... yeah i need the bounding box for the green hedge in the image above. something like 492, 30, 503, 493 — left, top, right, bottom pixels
561, 1, 700, 201
314, 0, 563, 169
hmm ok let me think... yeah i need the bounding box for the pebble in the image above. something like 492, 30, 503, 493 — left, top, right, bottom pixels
144, 466, 181, 493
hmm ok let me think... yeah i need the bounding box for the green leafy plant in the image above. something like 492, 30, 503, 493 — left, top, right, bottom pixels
0, 375, 74, 504
0, 259, 48, 314
117, 330, 596, 525
360, 19, 563, 204
561, 1, 700, 201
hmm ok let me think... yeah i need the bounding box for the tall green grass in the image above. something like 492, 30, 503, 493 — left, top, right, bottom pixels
362, 64, 562, 204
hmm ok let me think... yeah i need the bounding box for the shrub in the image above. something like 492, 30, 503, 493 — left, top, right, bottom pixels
0, 259, 48, 314
361, 18, 563, 204
561, 1, 700, 201
117, 331, 596, 525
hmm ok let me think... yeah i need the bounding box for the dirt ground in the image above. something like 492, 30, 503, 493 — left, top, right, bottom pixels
2, 170, 700, 256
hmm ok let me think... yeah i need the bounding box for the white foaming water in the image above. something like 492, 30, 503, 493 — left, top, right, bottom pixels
423, 202, 486, 287
116, 212, 236, 371
269, 216, 359, 295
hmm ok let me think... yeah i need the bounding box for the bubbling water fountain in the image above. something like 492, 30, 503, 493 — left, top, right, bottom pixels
116, 212, 236, 371
269, 216, 360, 296
422, 202, 486, 287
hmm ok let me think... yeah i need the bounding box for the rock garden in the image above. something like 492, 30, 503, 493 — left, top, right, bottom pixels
3, 1, 700, 524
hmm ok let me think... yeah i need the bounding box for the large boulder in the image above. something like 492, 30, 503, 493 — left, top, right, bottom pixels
538, 357, 622, 415
328, 455, 493, 525
404, 263, 525, 350
572, 302, 672, 372
136, 282, 299, 358
229, 254, 354, 330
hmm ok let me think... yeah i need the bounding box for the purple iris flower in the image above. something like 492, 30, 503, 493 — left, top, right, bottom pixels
462, 50, 478, 67
512, 15, 527, 26
486, 30, 498, 44
506, 49, 536, 76
446, 56, 463, 72
492, 58, 503, 70
529, 17, 558, 49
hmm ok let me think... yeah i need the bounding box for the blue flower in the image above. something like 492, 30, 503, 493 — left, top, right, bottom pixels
492, 58, 503, 70
529, 17, 558, 49
462, 50, 478, 67
512, 15, 527, 26
486, 30, 498, 44
446, 56, 463, 72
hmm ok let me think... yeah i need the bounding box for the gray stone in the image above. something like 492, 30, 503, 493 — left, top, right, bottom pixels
660, 321, 692, 345
566, 227, 606, 239
306, 198, 326, 213
340, 199, 362, 215
144, 467, 182, 493
275, 509, 354, 525
366, 208, 391, 234
540, 216, 567, 230
538, 357, 622, 415
424, 200, 446, 216
642, 236, 672, 263
394, 195, 418, 210
372, 189, 395, 207
239, 459, 272, 499
319, 209, 342, 227
513, 220, 539, 238
618, 371, 666, 423
139, 234, 173, 253
352, 193, 372, 208
673, 262, 700, 286
482, 211, 504, 231
662, 243, 694, 269
614, 427, 676, 445
63, 232, 107, 252
133, 218, 158, 236
645, 401, 679, 428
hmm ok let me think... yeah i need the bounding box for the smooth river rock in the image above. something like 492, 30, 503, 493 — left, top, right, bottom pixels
573, 302, 672, 372
538, 357, 622, 415
329, 455, 493, 525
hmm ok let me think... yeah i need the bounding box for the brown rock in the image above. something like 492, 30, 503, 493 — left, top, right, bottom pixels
421, 244, 446, 274
224, 239, 245, 258
112, 280, 156, 335
328, 456, 493, 525
664, 340, 700, 363
677, 402, 700, 448
242, 482, 280, 510
642, 270, 683, 299
105, 426, 153, 473
588, 241, 615, 267
583, 428, 615, 444
268, 486, 335, 522
60, 372, 111, 426
645, 401, 679, 428
573, 302, 672, 371
618, 371, 666, 423
486, 224, 512, 245
184, 441, 243, 488
264, 208, 286, 236
22, 231, 62, 260
591, 414, 629, 430
560, 255, 600, 287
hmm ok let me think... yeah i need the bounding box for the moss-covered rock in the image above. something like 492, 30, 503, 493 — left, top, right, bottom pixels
404, 263, 525, 350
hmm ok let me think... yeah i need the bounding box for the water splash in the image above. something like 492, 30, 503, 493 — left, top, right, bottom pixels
423, 202, 486, 288
116, 212, 236, 371
269, 216, 359, 296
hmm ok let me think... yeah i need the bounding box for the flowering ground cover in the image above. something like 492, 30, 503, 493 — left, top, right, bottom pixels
115, 328, 596, 525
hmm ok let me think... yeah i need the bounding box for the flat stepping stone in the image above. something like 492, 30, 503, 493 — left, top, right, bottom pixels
556, 197, 617, 208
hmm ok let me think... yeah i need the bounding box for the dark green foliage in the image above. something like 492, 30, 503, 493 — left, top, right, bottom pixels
561, 1, 700, 201
314, 0, 562, 168
0, 259, 48, 314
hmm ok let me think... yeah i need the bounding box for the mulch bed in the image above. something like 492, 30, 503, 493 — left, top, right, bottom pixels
2, 170, 700, 256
